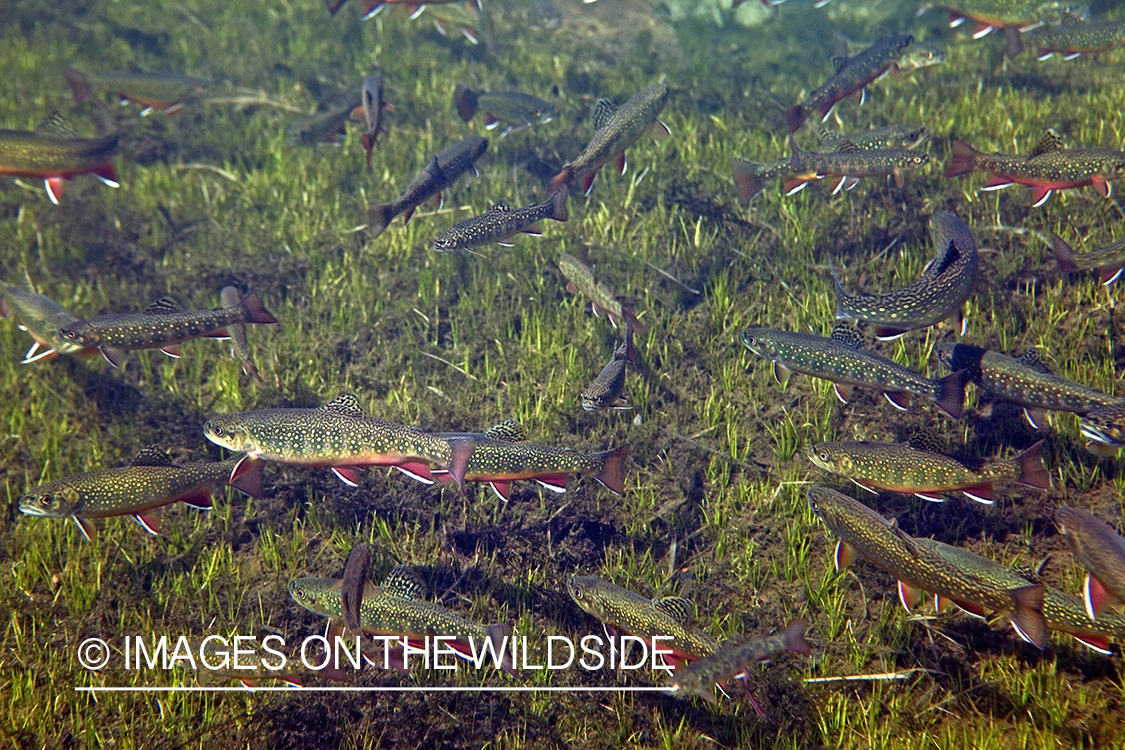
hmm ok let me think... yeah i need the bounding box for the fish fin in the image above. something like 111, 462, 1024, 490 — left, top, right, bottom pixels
489, 480, 513, 502
485, 623, 520, 677
782, 178, 808, 195
64, 68, 92, 104
931, 369, 969, 420
1015, 350, 1052, 375
73, 515, 96, 541
45, 177, 64, 205
547, 189, 568, 222
883, 391, 910, 411
1072, 633, 1113, 655
855, 87, 866, 106
831, 175, 848, 195
332, 466, 363, 487
319, 393, 366, 418
897, 581, 923, 612
980, 175, 1015, 191
179, 492, 213, 510
1086, 441, 1120, 458
536, 475, 569, 493
653, 597, 695, 625
614, 152, 627, 175
239, 290, 278, 325
368, 204, 392, 237
833, 383, 852, 404
873, 326, 909, 341
950, 599, 987, 618
935, 594, 953, 613
131, 445, 175, 467
566, 281, 578, 294
93, 163, 119, 188
1002, 24, 1024, 58
1028, 130, 1065, 158
402, 206, 417, 225
581, 171, 597, 197
144, 297, 182, 315
497, 241, 516, 247
453, 83, 478, 122
1101, 266, 1125, 286
229, 456, 265, 498
730, 159, 766, 204
547, 165, 573, 196
446, 438, 474, 487
834, 539, 857, 571
432, 191, 444, 210
487, 200, 512, 213
395, 462, 436, 485
849, 478, 879, 495
1085, 574, 1120, 621
1009, 585, 1048, 649
382, 565, 426, 600
914, 492, 945, 503
592, 98, 617, 131
1092, 175, 1111, 198
651, 120, 671, 140
972, 22, 995, 38
831, 55, 850, 72
943, 140, 981, 179
160, 343, 183, 358
772, 361, 792, 387
361, 0, 385, 17
595, 444, 628, 495
785, 105, 806, 134
961, 485, 994, 504
1014, 440, 1050, 490
482, 419, 528, 442
1023, 407, 1048, 430
1030, 184, 1053, 207
134, 512, 161, 535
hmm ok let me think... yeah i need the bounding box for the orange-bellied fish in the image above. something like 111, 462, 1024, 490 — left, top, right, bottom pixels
558, 253, 644, 333
204, 394, 473, 487
0, 113, 119, 205
289, 564, 518, 676
832, 212, 978, 340
548, 82, 670, 196
0, 281, 96, 363
359, 74, 393, 168
567, 575, 719, 671
453, 85, 556, 137
65, 67, 221, 116
778, 136, 929, 196
432, 420, 627, 499
1056, 506, 1125, 622
18, 446, 264, 539
944, 130, 1125, 206
56, 290, 278, 368
807, 487, 1049, 647
741, 322, 969, 419
931, 0, 1067, 57
368, 136, 488, 238
785, 35, 917, 133
432, 190, 567, 252
1049, 232, 1125, 286
1026, 12, 1125, 60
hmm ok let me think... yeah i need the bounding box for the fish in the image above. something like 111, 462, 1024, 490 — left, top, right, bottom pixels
943, 131, 1125, 207
779, 137, 930, 196
665, 621, 810, 704
816, 123, 930, 152
935, 343, 1121, 429
785, 35, 917, 133
914, 536, 1125, 655
898, 41, 948, 70
832, 212, 978, 340
64, 68, 220, 116
1026, 13, 1125, 60
361, 0, 469, 20
288, 565, 517, 676
567, 576, 719, 670
581, 325, 635, 412
0, 282, 95, 363
548, 82, 670, 196
933, 0, 1069, 58
431, 420, 627, 499
55, 290, 278, 368
341, 544, 374, 631
730, 158, 794, 203
0, 113, 119, 205
1056, 506, 1125, 622
18, 446, 264, 540
360, 74, 393, 168
204, 393, 474, 487
1049, 232, 1125, 286
432, 190, 567, 252
219, 286, 267, 386
807, 438, 1049, 504
558, 253, 644, 333
740, 323, 969, 419
288, 98, 362, 146
807, 487, 1049, 648
1080, 403, 1125, 451
453, 85, 556, 136
423, 1, 495, 50
368, 135, 488, 238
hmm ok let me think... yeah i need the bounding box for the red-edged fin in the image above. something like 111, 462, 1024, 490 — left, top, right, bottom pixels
402, 206, 416, 225
547, 165, 573, 196
489, 480, 513, 502
772, 362, 792, 387
981, 175, 1015, 191
873, 326, 909, 341
973, 22, 996, 38
446, 438, 474, 488
332, 466, 363, 487
949, 11, 965, 27
485, 623, 519, 677
731, 159, 765, 204
961, 485, 994, 505
1010, 585, 1048, 649
782, 177, 808, 195
915, 492, 945, 503
1023, 407, 1048, 430
785, 105, 806, 134
134, 512, 161, 535
160, 343, 183, 358
1092, 176, 1110, 198
229, 456, 266, 498
179, 491, 213, 510
239, 291, 278, 325
73, 515, 96, 541
395, 462, 435, 485
833, 383, 851, 404
943, 140, 981, 179
834, 539, 857, 572
1030, 184, 1053, 207
883, 391, 910, 411
1072, 633, 1113, 655
951, 599, 987, 618
931, 369, 968, 420
595, 444, 627, 495
361, 0, 385, 16
1085, 574, 1121, 621
1015, 440, 1049, 490
1100, 265, 1125, 286
45, 177, 65, 205
484, 114, 498, 128
614, 152, 627, 175
935, 594, 953, 613
849, 478, 879, 495
536, 475, 568, 493
581, 171, 597, 197
898, 580, 923, 612
100, 347, 127, 368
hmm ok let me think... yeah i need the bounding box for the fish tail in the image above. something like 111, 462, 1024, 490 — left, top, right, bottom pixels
828, 259, 849, 319
1048, 233, 1079, 274
595, 444, 628, 495
731, 158, 766, 204
64, 67, 92, 105
547, 166, 573, 197
783, 619, 811, 655
228, 455, 266, 498
943, 140, 981, 178
785, 104, 806, 134
453, 83, 478, 122
617, 298, 645, 336
1009, 584, 1048, 649
1002, 25, 1024, 59
445, 437, 475, 487
485, 623, 520, 677
547, 189, 569, 222
1014, 439, 1050, 490
239, 290, 279, 325
360, 0, 386, 18
622, 320, 636, 364
931, 369, 969, 420
368, 203, 392, 237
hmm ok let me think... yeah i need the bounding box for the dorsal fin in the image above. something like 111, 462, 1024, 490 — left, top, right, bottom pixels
908, 428, 945, 455
482, 419, 528, 442
817, 126, 839, 142
835, 139, 861, 154
1059, 10, 1082, 25
653, 596, 694, 625
319, 394, 366, 418
1028, 130, 1064, 158
832, 55, 851, 72
830, 321, 864, 349
488, 200, 512, 213
1016, 351, 1052, 375
924, 237, 962, 279
592, 99, 618, 131
382, 565, 426, 600
131, 445, 175, 467
36, 112, 79, 140
144, 297, 182, 315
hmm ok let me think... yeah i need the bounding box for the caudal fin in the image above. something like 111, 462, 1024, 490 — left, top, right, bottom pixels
731, 158, 766, 204
453, 84, 478, 122
782, 619, 812, 655
1014, 440, 1050, 490
445, 437, 475, 488
1009, 584, 1048, 649
239, 291, 279, 325
228, 455, 266, 498
485, 623, 520, 677
368, 203, 392, 237
785, 105, 806, 134
931, 369, 970, 420
547, 189, 568, 222
595, 444, 628, 495
943, 140, 981, 179
64, 68, 92, 105
547, 167, 572, 197
1048, 233, 1079, 274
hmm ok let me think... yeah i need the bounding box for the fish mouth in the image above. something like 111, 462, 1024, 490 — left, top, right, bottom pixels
1079, 423, 1122, 446
18, 502, 53, 517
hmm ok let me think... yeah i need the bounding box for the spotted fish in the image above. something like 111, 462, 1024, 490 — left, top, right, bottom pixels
0, 282, 93, 363
56, 291, 278, 368
933, 0, 1063, 57
0, 112, 119, 205
18, 446, 264, 539
453, 85, 556, 136
1056, 506, 1125, 623
558, 253, 643, 333
203, 393, 474, 487
288, 98, 362, 146
1080, 403, 1125, 452
1026, 13, 1125, 60
1049, 232, 1125, 286
807, 487, 1049, 647
944, 130, 1125, 207
65, 67, 221, 116
432, 190, 567, 252
816, 123, 930, 152
581, 326, 634, 412
832, 212, 978, 340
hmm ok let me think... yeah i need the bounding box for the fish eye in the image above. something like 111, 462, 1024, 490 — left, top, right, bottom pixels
819, 452, 829, 461
746, 336, 756, 346
295, 588, 305, 599
212, 425, 224, 437
573, 589, 583, 599
39, 495, 51, 507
